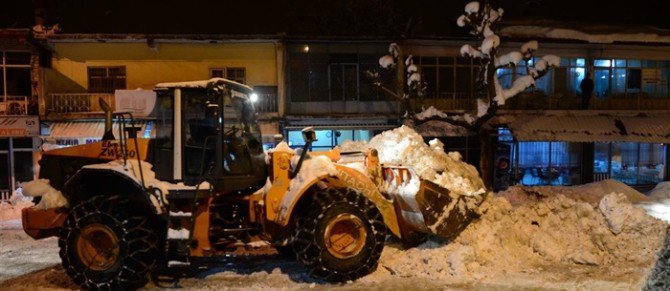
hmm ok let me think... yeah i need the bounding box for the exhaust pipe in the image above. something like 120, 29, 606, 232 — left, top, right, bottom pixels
99, 98, 115, 140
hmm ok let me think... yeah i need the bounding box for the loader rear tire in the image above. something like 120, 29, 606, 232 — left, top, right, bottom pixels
292, 188, 386, 282
59, 195, 160, 290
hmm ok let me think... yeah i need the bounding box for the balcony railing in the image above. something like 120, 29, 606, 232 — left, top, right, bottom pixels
0, 190, 10, 202
420, 92, 670, 111
46, 93, 115, 115
0, 96, 29, 115
255, 93, 278, 113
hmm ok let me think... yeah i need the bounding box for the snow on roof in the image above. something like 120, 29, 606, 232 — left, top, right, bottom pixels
507, 115, 670, 143
155, 78, 253, 92
500, 25, 670, 44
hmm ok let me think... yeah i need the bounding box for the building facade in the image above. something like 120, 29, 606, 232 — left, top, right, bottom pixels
40, 35, 283, 149
0, 29, 43, 199
4, 23, 667, 195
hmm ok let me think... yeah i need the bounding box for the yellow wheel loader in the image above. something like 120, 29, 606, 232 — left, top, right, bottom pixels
21, 78, 484, 289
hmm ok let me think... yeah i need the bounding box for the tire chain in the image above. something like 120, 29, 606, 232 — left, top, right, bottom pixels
292, 188, 387, 282
59, 195, 159, 290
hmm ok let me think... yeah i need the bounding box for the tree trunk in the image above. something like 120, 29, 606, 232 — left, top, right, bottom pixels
478, 128, 494, 190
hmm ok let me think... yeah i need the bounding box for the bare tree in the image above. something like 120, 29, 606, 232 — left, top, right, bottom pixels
370, 1, 560, 189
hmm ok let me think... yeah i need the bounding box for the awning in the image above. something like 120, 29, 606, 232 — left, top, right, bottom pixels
42, 120, 154, 146
284, 116, 398, 130
508, 115, 670, 143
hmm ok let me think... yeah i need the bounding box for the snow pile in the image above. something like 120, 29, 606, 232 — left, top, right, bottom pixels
499, 179, 651, 207
369, 192, 667, 284
0, 188, 34, 221
638, 182, 670, 222
21, 179, 68, 210
367, 126, 485, 197
337, 140, 368, 152
168, 228, 190, 239
648, 181, 670, 200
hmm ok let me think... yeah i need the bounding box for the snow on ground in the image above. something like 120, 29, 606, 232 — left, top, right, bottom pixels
1, 180, 667, 290
0, 188, 34, 222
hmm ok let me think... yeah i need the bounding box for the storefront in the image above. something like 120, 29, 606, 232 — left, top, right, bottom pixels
283, 117, 397, 151
495, 113, 670, 190
0, 116, 39, 200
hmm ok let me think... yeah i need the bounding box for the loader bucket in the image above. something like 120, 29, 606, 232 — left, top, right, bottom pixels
416, 180, 483, 237
381, 166, 485, 238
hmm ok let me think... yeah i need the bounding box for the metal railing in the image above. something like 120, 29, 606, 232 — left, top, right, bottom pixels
46, 93, 115, 114
593, 173, 611, 182
255, 93, 278, 113
420, 92, 670, 111
0, 96, 29, 115
0, 190, 10, 202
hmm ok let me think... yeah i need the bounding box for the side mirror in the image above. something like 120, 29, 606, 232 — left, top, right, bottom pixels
301, 126, 316, 143
290, 127, 316, 179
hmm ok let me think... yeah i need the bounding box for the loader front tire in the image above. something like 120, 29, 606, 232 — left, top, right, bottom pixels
293, 188, 386, 282
59, 195, 160, 290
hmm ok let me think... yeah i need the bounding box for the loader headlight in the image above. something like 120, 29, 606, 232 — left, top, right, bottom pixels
250, 93, 258, 103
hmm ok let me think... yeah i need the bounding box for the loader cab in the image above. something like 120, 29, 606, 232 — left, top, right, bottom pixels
152, 78, 266, 192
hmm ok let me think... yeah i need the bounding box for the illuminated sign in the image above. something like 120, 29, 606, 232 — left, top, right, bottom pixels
0, 116, 39, 137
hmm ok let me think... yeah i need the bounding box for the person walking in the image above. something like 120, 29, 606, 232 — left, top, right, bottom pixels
579, 72, 594, 109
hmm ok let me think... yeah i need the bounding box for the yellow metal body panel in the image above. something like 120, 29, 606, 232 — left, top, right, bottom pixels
325, 165, 401, 238
265, 151, 291, 222
264, 149, 402, 238
191, 197, 213, 257
42, 138, 151, 161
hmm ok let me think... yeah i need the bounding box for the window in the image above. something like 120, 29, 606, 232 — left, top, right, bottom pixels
590, 59, 669, 98
595, 142, 666, 185
210, 68, 225, 78
288, 45, 390, 103
87, 66, 126, 93
1, 51, 32, 98
226, 68, 246, 84
517, 141, 582, 186
417, 56, 476, 99
209, 67, 246, 84
560, 58, 586, 96
287, 129, 372, 151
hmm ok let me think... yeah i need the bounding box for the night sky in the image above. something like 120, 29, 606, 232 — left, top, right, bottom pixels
2, 0, 670, 36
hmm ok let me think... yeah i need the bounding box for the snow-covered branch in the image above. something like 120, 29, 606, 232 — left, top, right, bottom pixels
416, 1, 560, 127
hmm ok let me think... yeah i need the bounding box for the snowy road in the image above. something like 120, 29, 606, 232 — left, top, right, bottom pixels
2, 180, 669, 290
0, 226, 661, 291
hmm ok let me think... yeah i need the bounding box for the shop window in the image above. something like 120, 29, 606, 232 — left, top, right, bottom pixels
0, 152, 8, 191
595, 59, 611, 67
87, 66, 126, 93
517, 141, 581, 186
287, 129, 373, 151
594, 143, 610, 174
627, 69, 642, 89
597, 142, 666, 185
